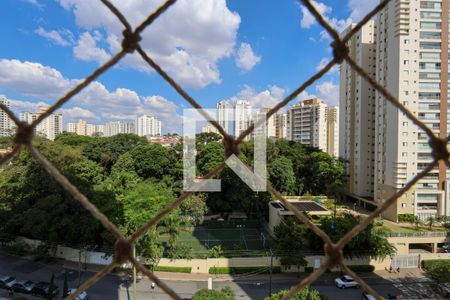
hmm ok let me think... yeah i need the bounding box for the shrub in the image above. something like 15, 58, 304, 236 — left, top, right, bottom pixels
422, 259, 450, 283
192, 287, 235, 300
33, 244, 53, 263
347, 265, 375, 272
398, 214, 415, 223
153, 266, 192, 273
2, 241, 29, 256
209, 266, 281, 274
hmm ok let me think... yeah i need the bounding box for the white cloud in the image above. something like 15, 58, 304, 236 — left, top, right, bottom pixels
25, 0, 44, 9
10, 99, 50, 113
300, 0, 332, 28
228, 85, 286, 109
348, 0, 378, 22
298, 90, 316, 102
57, 0, 241, 88
0, 59, 76, 99
144, 95, 181, 133
235, 43, 261, 71
73, 31, 111, 64
315, 81, 339, 105
316, 57, 338, 73
0, 58, 181, 133
35, 27, 73, 46
300, 0, 352, 39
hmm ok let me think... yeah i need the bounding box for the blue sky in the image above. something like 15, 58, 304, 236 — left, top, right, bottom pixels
0, 0, 377, 133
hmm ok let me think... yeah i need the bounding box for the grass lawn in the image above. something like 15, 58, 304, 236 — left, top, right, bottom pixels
381, 220, 449, 232
160, 225, 274, 257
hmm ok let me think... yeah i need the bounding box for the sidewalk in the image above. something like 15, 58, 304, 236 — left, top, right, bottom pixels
374, 269, 430, 281
43, 254, 435, 285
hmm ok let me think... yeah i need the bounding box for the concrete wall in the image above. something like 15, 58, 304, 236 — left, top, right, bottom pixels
12, 236, 449, 273
154, 255, 392, 273
14, 237, 113, 266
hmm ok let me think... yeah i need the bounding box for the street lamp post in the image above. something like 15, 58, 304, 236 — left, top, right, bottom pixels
269, 248, 273, 297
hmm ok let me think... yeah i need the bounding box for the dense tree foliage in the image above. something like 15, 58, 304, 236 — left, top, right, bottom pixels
273, 219, 307, 270
264, 287, 327, 300
0, 133, 346, 257
192, 287, 235, 300
274, 214, 395, 261
306, 214, 396, 258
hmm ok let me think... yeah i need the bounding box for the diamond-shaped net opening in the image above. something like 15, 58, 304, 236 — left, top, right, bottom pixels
0, 0, 449, 299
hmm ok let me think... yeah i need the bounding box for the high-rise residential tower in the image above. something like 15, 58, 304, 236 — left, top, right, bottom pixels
374, 0, 450, 220
216, 100, 229, 133
0, 95, 12, 137
234, 100, 252, 140
326, 106, 339, 157
275, 113, 288, 140
339, 21, 377, 197
20, 106, 63, 141
340, 3, 450, 221
287, 98, 328, 152
136, 115, 161, 137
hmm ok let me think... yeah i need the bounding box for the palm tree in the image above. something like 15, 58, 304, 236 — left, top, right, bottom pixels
427, 216, 435, 229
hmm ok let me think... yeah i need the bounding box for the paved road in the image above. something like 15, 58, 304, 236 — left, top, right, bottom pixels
0, 252, 406, 299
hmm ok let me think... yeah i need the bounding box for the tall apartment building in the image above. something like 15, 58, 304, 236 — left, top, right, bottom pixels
0, 95, 12, 137
67, 119, 104, 137
275, 113, 288, 140
234, 100, 252, 140
67, 123, 77, 133
136, 114, 161, 137
326, 106, 339, 157
287, 98, 328, 152
340, 2, 450, 220
252, 108, 277, 139
103, 121, 134, 137
216, 100, 229, 133
376, 0, 450, 220
339, 21, 377, 197
201, 123, 220, 134
20, 107, 63, 141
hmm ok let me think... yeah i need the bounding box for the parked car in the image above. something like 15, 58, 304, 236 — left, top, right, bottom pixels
12, 280, 35, 294
68, 288, 89, 300
31, 281, 59, 298
443, 244, 450, 252
334, 275, 360, 289
0, 275, 16, 289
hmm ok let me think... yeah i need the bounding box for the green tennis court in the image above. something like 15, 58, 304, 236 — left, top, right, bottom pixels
161, 220, 274, 256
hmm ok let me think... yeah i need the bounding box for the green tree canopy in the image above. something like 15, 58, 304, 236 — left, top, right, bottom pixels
192, 287, 235, 300
264, 287, 327, 300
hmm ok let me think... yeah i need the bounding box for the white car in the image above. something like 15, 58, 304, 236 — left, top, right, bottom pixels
443, 244, 450, 252
0, 275, 16, 289
334, 275, 360, 289
68, 288, 89, 300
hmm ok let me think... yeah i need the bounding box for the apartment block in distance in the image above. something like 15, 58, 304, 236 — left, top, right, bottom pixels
0, 95, 12, 137
66, 119, 104, 136
217, 100, 229, 133
252, 108, 277, 139
287, 98, 328, 152
136, 114, 161, 137
234, 100, 252, 140
326, 106, 339, 157
20, 106, 63, 141
339, 20, 377, 198
340, 2, 450, 221
275, 113, 288, 139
